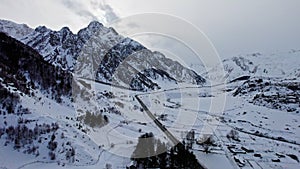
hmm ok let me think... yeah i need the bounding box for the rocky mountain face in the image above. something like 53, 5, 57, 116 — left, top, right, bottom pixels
95, 37, 205, 90
20, 21, 121, 72
4, 20, 205, 91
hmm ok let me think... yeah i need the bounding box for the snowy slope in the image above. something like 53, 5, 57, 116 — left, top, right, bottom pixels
203, 51, 300, 83
0, 31, 148, 168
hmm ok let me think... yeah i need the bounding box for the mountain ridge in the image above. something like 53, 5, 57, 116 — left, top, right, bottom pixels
0, 19, 206, 91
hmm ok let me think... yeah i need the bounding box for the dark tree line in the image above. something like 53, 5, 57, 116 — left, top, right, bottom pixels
0, 32, 79, 103
0, 85, 19, 115
0, 123, 59, 154
130, 133, 202, 169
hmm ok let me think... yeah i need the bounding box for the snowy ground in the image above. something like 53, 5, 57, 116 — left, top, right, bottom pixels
1, 76, 299, 169
137, 81, 300, 169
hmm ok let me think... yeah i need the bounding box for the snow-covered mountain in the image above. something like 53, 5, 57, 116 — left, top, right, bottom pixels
20, 21, 118, 72
95, 37, 205, 90
203, 51, 300, 83
202, 51, 300, 113
0, 20, 206, 91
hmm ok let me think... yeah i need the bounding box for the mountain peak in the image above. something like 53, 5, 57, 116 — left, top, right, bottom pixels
60, 26, 72, 33
35, 25, 50, 33
87, 21, 103, 30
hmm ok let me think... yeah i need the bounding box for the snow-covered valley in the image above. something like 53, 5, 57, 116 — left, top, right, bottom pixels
0, 19, 299, 169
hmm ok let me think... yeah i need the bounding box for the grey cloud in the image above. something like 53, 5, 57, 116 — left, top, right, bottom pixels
77, 10, 98, 21
60, 0, 119, 24
90, 0, 119, 23
61, 0, 98, 21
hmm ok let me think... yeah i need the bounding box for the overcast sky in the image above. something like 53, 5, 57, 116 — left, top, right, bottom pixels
1, 0, 300, 60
